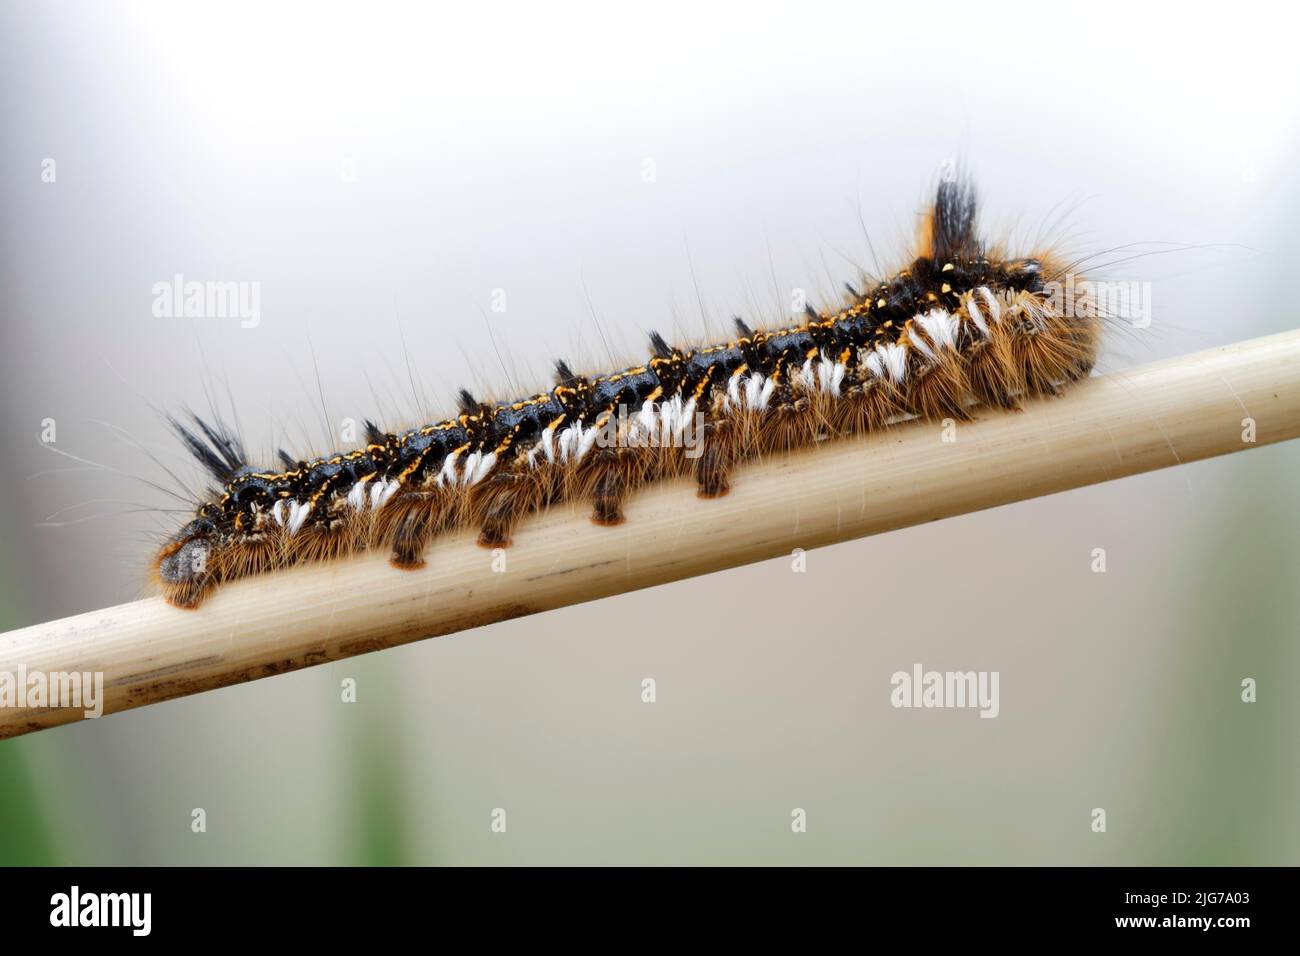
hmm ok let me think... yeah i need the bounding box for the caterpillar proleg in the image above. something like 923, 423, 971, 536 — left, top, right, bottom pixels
156, 179, 1102, 608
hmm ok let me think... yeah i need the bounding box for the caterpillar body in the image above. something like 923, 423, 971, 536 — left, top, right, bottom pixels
156, 180, 1101, 608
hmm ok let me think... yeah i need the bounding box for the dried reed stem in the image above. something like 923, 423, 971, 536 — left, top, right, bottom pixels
2, 330, 1297, 738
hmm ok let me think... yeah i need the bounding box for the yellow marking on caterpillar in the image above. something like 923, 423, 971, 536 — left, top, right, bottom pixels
692, 364, 717, 400
604, 366, 648, 383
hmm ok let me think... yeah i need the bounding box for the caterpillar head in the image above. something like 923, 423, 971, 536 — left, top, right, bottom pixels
156, 515, 217, 609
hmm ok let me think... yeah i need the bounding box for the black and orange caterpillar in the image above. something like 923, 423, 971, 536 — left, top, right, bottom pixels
157, 179, 1101, 607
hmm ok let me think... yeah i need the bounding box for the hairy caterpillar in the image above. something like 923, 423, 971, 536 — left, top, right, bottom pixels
156, 179, 1101, 608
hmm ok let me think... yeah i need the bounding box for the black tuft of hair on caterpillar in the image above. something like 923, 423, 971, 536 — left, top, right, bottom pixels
929, 176, 981, 263
168, 414, 248, 486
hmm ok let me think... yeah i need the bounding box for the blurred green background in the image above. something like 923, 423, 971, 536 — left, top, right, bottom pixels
2, 1, 1297, 864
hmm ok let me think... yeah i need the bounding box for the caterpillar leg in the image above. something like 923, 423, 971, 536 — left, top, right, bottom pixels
964, 330, 1024, 410
905, 319, 974, 422
375, 490, 448, 569
757, 384, 818, 455
391, 503, 436, 568
575, 446, 647, 527
906, 356, 972, 422
293, 498, 359, 564
590, 461, 627, 526
829, 374, 905, 435
695, 418, 739, 498
1009, 294, 1101, 398
471, 466, 550, 547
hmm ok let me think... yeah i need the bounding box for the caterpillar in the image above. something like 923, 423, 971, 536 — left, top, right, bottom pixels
155, 178, 1101, 608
